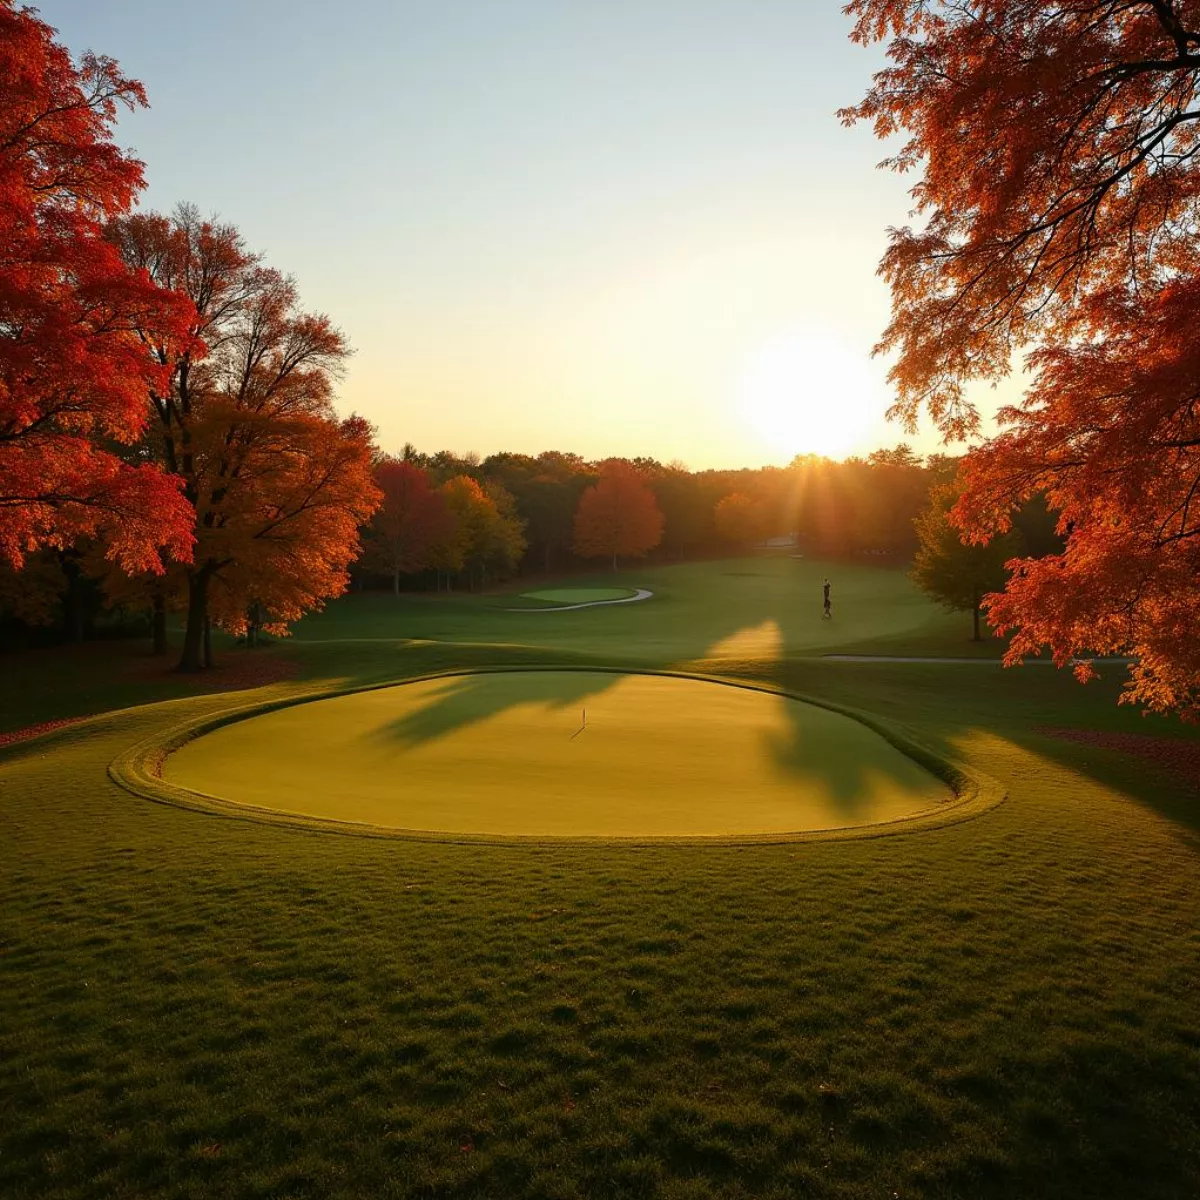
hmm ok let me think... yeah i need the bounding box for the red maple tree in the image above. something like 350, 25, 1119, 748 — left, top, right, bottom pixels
843, 0, 1200, 718
360, 458, 451, 593
573, 460, 664, 569
0, 2, 195, 573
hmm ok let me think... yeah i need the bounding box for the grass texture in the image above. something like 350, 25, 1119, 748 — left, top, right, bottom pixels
2, 557, 1200, 1199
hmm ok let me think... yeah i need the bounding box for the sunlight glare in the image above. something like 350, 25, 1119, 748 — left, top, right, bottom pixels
737, 333, 888, 460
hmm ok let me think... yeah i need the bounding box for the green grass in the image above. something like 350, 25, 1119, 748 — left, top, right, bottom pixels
287, 558, 1004, 663
162, 671, 952, 837
517, 587, 638, 605
2, 557, 1199, 1198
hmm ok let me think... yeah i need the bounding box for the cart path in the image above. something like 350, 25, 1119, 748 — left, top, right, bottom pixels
505, 588, 655, 612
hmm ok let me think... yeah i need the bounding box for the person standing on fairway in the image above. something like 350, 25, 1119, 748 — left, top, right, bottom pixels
822, 578, 832, 619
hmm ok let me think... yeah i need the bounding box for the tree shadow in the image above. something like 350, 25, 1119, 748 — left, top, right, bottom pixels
345, 573, 951, 824
366, 669, 618, 751
767, 655, 1200, 839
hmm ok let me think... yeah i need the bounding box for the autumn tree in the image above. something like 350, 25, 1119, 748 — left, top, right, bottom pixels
0, 552, 66, 631
856, 446, 929, 558
0, 2, 194, 574
844, 1, 1200, 717
790, 456, 859, 558
108, 207, 379, 670
519, 476, 577, 571
656, 463, 719, 559
481, 480, 528, 582
573, 459, 664, 569
433, 475, 525, 590
360, 458, 450, 593
714, 492, 768, 547
912, 484, 1022, 642
482, 450, 589, 573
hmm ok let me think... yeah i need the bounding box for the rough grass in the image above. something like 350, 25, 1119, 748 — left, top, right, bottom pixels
2, 558, 1199, 1198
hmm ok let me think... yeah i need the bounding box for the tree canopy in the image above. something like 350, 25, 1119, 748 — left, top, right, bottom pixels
573, 460, 664, 569
844, 0, 1200, 717
714, 492, 768, 547
360, 458, 451, 593
912, 482, 1022, 642
107, 206, 379, 670
0, 1, 194, 574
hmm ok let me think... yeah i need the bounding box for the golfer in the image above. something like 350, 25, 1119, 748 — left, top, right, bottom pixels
822, 578, 832, 619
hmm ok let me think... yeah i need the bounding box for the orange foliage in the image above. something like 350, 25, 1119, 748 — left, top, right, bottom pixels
844, 1, 1200, 717
714, 492, 768, 546
573, 460, 664, 568
0, 2, 194, 572
204, 414, 379, 636
107, 207, 379, 668
430, 475, 526, 587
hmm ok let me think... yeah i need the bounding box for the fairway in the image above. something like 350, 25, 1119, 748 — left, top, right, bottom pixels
163, 671, 951, 837
519, 587, 637, 604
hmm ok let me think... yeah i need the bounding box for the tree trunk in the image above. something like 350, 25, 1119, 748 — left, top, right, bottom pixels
152, 594, 167, 656
972, 601, 982, 642
249, 601, 264, 648
612, 551, 618, 571
393, 566, 400, 596
203, 616, 213, 668
62, 556, 85, 644
177, 570, 211, 672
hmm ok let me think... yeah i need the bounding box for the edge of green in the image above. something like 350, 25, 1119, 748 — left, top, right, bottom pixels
107, 667, 1006, 846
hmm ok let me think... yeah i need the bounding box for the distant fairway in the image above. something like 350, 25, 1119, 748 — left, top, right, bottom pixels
163, 671, 950, 837
519, 586, 637, 604
290, 556, 1010, 660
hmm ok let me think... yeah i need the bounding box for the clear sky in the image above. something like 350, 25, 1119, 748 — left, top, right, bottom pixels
41, 1, 1007, 468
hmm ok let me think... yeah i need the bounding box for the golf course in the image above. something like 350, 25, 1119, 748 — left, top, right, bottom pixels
8, 2, 1200, 1194
3, 556, 1199, 1198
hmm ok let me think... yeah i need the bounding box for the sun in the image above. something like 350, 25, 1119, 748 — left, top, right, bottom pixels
737, 332, 888, 460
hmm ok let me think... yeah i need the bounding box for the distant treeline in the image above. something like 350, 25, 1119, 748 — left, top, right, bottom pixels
0, 440, 1060, 649
353, 444, 1061, 593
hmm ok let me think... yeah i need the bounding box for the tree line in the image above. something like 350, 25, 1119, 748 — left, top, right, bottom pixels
355, 444, 1060, 597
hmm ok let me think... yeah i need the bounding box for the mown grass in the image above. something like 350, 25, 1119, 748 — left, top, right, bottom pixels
515, 587, 638, 606
2, 558, 1199, 1198
162, 670, 952, 837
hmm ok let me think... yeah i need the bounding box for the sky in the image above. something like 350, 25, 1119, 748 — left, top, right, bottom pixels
41, 1, 1013, 469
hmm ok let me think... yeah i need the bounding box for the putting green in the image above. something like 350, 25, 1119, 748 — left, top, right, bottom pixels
520, 587, 637, 604
163, 672, 951, 838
